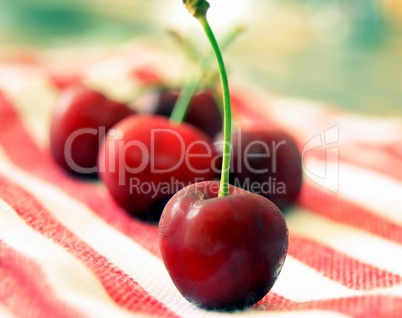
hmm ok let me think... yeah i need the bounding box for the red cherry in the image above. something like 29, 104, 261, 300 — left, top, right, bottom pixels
50, 86, 135, 175
215, 129, 302, 210
149, 89, 222, 139
230, 129, 302, 210
98, 115, 218, 219
159, 181, 288, 310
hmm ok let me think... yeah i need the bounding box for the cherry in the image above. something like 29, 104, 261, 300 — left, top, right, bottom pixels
98, 115, 218, 219
224, 129, 302, 210
159, 0, 290, 310
149, 88, 222, 139
159, 181, 288, 309
50, 85, 135, 176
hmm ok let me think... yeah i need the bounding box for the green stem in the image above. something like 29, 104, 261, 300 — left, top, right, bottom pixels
197, 15, 232, 198
167, 29, 200, 63
170, 26, 243, 123
202, 25, 245, 70
170, 77, 199, 123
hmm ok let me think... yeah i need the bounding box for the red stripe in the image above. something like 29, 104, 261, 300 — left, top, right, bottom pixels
356, 141, 402, 161
0, 53, 41, 65
232, 92, 402, 182
232, 92, 402, 244
257, 292, 402, 317
130, 66, 163, 86
0, 175, 178, 318
0, 89, 301, 313
342, 149, 402, 181
258, 294, 402, 318
299, 184, 402, 245
0, 240, 87, 318
2, 84, 402, 316
7, 151, 397, 315
385, 143, 402, 162
256, 293, 295, 310
285, 295, 402, 318
49, 73, 83, 90
0, 91, 300, 315
289, 235, 402, 290
5, 85, 399, 256
308, 146, 402, 182
0, 91, 161, 256
3, 89, 402, 285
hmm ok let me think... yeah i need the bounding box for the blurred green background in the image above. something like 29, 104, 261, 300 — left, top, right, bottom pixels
0, 0, 401, 116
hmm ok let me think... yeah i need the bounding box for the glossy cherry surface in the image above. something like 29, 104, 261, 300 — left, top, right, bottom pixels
151, 89, 222, 139
217, 129, 302, 210
98, 115, 218, 219
50, 86, 134, 175
159, 181, 288, 310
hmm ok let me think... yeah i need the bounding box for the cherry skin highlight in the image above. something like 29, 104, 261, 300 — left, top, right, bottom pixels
98, 115, 218, 219
159, 181, 288, 310
50, 86, 134, 176
150, 88, 222, 139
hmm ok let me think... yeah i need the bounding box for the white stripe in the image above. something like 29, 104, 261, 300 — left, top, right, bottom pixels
264, 241, 402, 303
0, 148, 269, 318
0, 150, 351, 317
272, 256, 356, 302
254, 311, 349, 318
339, 146, 402, 174
1, 145, 399, 315
82, 45, 182, 103
337, 161, 402, 224
1, 77, 57, 148
265, 93, 402, 144
0, 149, 277, 318
83, 64, 140, 103
0, 304, 15, 318
305, 159, 402, 226
287, 208, 402, 277
0, 198, 140, 318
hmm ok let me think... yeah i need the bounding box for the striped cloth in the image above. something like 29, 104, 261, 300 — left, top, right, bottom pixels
0, 43, 402, 318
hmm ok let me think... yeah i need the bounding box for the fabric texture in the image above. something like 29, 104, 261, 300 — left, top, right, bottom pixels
0, 44, 401, 318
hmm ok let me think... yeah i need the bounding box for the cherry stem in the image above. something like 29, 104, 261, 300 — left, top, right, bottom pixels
197, 15, 232, 198
170, 26, 243, 123
170, 77, 199, 123
182, 0, 232, 197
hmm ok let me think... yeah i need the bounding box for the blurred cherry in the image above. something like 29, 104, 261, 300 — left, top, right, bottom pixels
98, 115, 218, 219
216, 129, 302, 210
50, 85, 135, 176
148, 88, 222, 139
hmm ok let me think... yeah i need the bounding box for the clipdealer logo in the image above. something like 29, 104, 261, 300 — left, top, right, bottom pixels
64, 124, 340, 193
302, 125, 339, 192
